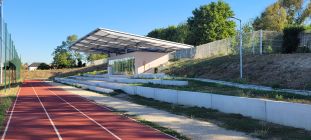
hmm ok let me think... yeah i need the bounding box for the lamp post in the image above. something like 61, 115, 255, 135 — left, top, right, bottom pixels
230, 16, 243, 79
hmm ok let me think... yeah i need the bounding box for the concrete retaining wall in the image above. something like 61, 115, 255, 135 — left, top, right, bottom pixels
266, 101, 311, 130
55, 77, 311, 130
136, 86, 155, 98
73, 75, 188, 86
212, 94, 266, 120
177, 91, 212, 108
154, 88, 178, 104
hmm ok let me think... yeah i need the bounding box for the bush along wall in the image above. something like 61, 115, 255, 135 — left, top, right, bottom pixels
282, 26, 305, 53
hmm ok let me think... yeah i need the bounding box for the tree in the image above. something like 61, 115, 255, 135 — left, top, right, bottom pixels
66, 35, 84, 67
147, 23, 190, 44
37, 63, 50, 70
279, 0, 311, 24
253, 2, 288, 31
187, 1, 236, 45
282, 26, 305, 53
52, 51, 75, 68
87, 53, 108, 62
253, 0, 311, 31
52, 35, 78, 69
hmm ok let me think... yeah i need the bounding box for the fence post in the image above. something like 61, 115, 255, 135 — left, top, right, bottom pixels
260, 29, 263, 55
4, 23, 6, 91
251, 31, 255, 54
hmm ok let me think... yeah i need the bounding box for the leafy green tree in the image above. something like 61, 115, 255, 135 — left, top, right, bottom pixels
52, 51, 75, 68
253, 2, 288, 31
52, 35, 78, 68
37, 63, 50, 70
187, 1, 236, 45
279, 0, 311, 24
87, 53, 108, 62
282, 26, 305, 53
253, 0, 311, 31
147, 23, 190, 44
67, 35, 84, 66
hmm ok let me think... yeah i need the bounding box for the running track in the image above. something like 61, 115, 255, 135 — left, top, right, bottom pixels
1, 80, 175, 140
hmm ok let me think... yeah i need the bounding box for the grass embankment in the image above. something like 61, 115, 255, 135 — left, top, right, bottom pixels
163, 54, 311, 90
133, 80, 311, 104
24, 64, 107, 80
127, 95, 311, 140
0, 84, 20, 131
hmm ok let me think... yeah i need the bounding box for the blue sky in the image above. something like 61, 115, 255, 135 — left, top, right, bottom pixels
4, 0, 275, 64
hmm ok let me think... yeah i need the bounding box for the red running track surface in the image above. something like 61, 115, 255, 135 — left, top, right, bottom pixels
1, 80, 176, 140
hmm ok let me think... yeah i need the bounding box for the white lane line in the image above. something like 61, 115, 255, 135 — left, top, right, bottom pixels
43, 85, 121, 140
1, 87, 21, 140
72, 90, 178, 140
46, 82, 177, 140
32, 86, 62, 140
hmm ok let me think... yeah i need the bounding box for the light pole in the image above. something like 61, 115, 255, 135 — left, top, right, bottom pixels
230, 16, 243, 79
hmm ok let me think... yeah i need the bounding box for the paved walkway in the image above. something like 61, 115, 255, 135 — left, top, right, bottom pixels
50, 82, 255, 140
1, 80, 174, 140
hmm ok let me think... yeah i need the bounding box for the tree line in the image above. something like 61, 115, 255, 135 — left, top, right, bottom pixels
147, 0, 311, 46
147, 1, 236, 46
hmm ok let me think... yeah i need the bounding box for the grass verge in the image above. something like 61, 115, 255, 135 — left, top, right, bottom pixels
127, 95, 311, 140
135, 119, 189, 140
132, 80, 311, 104
0, 83, 20, 131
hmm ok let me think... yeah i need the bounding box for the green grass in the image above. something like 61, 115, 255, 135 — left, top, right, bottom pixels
136, 119, 190, 140
84, 70, 107, 75
0, 85, 20, 131
132, 80, 311, 104
128, 95, 311, 140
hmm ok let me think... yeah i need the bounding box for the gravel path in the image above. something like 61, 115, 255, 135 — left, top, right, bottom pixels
49, 81, 256, 140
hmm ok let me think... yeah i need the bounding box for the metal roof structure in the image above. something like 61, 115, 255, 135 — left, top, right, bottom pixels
70, 28, 193, 54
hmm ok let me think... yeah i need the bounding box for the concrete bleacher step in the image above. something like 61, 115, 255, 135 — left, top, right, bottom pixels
54, 78, 114, 94
70, 75, 188, 86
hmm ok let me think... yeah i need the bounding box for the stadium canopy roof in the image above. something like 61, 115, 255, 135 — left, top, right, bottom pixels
69, 28, 193, 54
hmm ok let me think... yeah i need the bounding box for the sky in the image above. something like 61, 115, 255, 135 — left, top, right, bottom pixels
4, 0, 276, 64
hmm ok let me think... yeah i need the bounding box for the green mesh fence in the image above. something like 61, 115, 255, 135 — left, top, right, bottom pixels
1, 22, 22, 91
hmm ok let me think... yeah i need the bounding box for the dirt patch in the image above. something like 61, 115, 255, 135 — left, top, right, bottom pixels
163, 53, 311, 90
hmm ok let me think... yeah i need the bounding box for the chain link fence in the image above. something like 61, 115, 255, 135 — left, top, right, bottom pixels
299, 32, 311, 48
0, 20, 22, 92
171, 30, 283, 60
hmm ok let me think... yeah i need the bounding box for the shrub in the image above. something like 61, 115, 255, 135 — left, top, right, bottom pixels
282, 26, 305, 53
296, 46, 311, 53
37, 63, 50, 70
